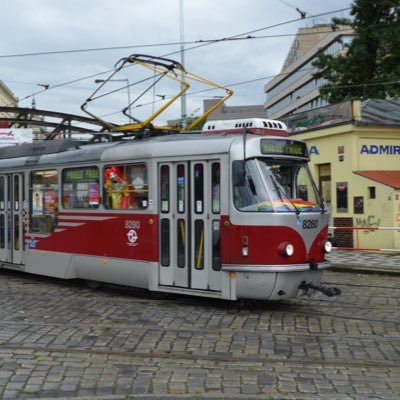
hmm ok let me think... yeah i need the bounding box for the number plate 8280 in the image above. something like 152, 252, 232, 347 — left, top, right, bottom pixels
302, 219, 318, 229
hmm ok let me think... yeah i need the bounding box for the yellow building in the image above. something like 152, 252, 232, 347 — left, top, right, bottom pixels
287, 100, 400, 251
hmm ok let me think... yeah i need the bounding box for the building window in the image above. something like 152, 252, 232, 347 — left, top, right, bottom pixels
354, 196, 364, 214
336, 182, 348, 213
368, 186, 376, 199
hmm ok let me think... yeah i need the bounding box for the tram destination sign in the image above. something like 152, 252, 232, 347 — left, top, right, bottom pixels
63, 168, 99, 182
260, 139, 308, 158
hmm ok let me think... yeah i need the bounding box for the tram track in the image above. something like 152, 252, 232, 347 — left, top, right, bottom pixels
297, 298, 400, 311
0, 314, 399, 363
4, 284, 397, 310
0, 271, 397, 303
275, 308, 400, 325
0, 270, 399, 394
322, 281, 400, 290
2, 268, 398, 299
1, 293, 399, 325
2, 299, 399, 324
0, 316, 399, 337
1, 270, 399, 326
0, 343, 399, 369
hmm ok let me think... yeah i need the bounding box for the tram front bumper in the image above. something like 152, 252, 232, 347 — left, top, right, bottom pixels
222, 262, 331, 300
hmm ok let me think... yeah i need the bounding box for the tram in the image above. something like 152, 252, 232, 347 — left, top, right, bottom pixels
0, 117, 339, 300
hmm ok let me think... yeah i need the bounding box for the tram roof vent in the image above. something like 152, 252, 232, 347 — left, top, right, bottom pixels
202, 118, 288, 136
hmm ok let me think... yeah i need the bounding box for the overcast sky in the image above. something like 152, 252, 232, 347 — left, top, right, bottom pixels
1, 0, 352, 126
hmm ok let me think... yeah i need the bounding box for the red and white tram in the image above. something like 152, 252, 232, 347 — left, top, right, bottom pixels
0, 119, 338, 300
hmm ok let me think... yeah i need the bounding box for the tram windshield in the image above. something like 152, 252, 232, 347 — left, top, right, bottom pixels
233, 159, 323, 213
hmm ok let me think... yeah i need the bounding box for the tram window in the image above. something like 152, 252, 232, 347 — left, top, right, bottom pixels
194, 164, 204, 214
194, 220, 204, 270
7, 176, 11, 210
212, 219, 221, 271
0, 214, 4, 249
0, 177, 4, 249
103, 164, 148, 210
62, 167, 100, 209
160, 218, 170, 267
176, 164, 185, 213
211, 163, 220, 214
233, 159, 323, 213
232, 160, 264, 211
14, 215, 20, 250
177, 219, 185, 268
160, 165, 170, 213
0, 176, 4, 210
30, 170, 59, 234
14, 175, 19, 211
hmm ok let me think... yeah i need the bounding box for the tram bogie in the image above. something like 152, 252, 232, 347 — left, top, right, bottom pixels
0, 118, 339, 301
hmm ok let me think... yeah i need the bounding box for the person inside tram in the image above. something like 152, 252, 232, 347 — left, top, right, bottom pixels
104, 166, 130, 209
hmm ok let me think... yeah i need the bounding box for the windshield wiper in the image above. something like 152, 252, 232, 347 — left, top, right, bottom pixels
319, 198, 327, 214
270, 177, 301, 216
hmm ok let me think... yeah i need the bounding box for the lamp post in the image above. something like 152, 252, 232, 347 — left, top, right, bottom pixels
94, 78, 132, 122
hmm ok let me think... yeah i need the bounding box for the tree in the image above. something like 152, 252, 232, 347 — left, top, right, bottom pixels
312, 0, 400, 104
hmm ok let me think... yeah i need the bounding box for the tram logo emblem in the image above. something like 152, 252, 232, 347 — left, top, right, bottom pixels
127, 229, 138, 246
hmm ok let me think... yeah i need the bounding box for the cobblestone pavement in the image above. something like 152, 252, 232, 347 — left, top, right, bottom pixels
0, 269, 399, 399
327, 249, 400, 270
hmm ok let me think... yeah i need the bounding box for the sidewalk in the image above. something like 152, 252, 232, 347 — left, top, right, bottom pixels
327, 249, 400, 275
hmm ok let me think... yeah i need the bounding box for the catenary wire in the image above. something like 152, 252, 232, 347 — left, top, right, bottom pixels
11, 7, 351, 105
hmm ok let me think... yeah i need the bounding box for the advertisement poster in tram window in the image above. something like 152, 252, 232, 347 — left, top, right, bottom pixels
32, 191, 43, 215
44, 191, 56, 215
89, 182, 100, 205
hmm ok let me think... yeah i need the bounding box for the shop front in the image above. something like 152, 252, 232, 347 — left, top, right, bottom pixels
289, 100, 400, 251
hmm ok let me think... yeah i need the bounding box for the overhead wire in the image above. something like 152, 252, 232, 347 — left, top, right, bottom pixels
6, 7, 351, 112
0, 8, 350, 61
0, 29, 351, 60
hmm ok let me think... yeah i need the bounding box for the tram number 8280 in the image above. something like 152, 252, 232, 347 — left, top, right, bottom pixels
302, 219, 318, 229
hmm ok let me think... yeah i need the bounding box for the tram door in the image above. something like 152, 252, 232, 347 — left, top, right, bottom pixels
0, 174, 25, 264
159, 161, 222, 291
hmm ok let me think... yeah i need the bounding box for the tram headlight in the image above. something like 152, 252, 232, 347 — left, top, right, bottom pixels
279, 242, 294, 257
323, 240, 332, 254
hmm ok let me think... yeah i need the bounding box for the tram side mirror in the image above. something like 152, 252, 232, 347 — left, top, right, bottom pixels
232, 160, 246, 186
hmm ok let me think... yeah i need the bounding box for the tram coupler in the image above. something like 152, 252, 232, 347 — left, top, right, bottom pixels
299, 281, 341, 297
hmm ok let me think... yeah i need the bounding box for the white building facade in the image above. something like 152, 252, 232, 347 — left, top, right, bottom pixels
264, 24, 354, 119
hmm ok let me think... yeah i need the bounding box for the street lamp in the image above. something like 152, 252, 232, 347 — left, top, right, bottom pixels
94, 78, 132, 122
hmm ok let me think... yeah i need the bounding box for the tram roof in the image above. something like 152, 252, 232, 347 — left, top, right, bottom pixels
0, 133, 237, 169
0, 140, 118, 169
101, 133, 240, 161
0, 132, 298, 170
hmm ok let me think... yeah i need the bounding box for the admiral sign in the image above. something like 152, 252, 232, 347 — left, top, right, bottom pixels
0, 129, 33, 145
357, 139, 400, 170
360, 144, 400, 154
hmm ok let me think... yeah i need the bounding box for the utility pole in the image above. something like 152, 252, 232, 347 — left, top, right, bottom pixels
179, 0, 187, 127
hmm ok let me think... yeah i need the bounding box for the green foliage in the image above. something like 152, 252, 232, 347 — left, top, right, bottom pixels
312, 0, 400, 103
